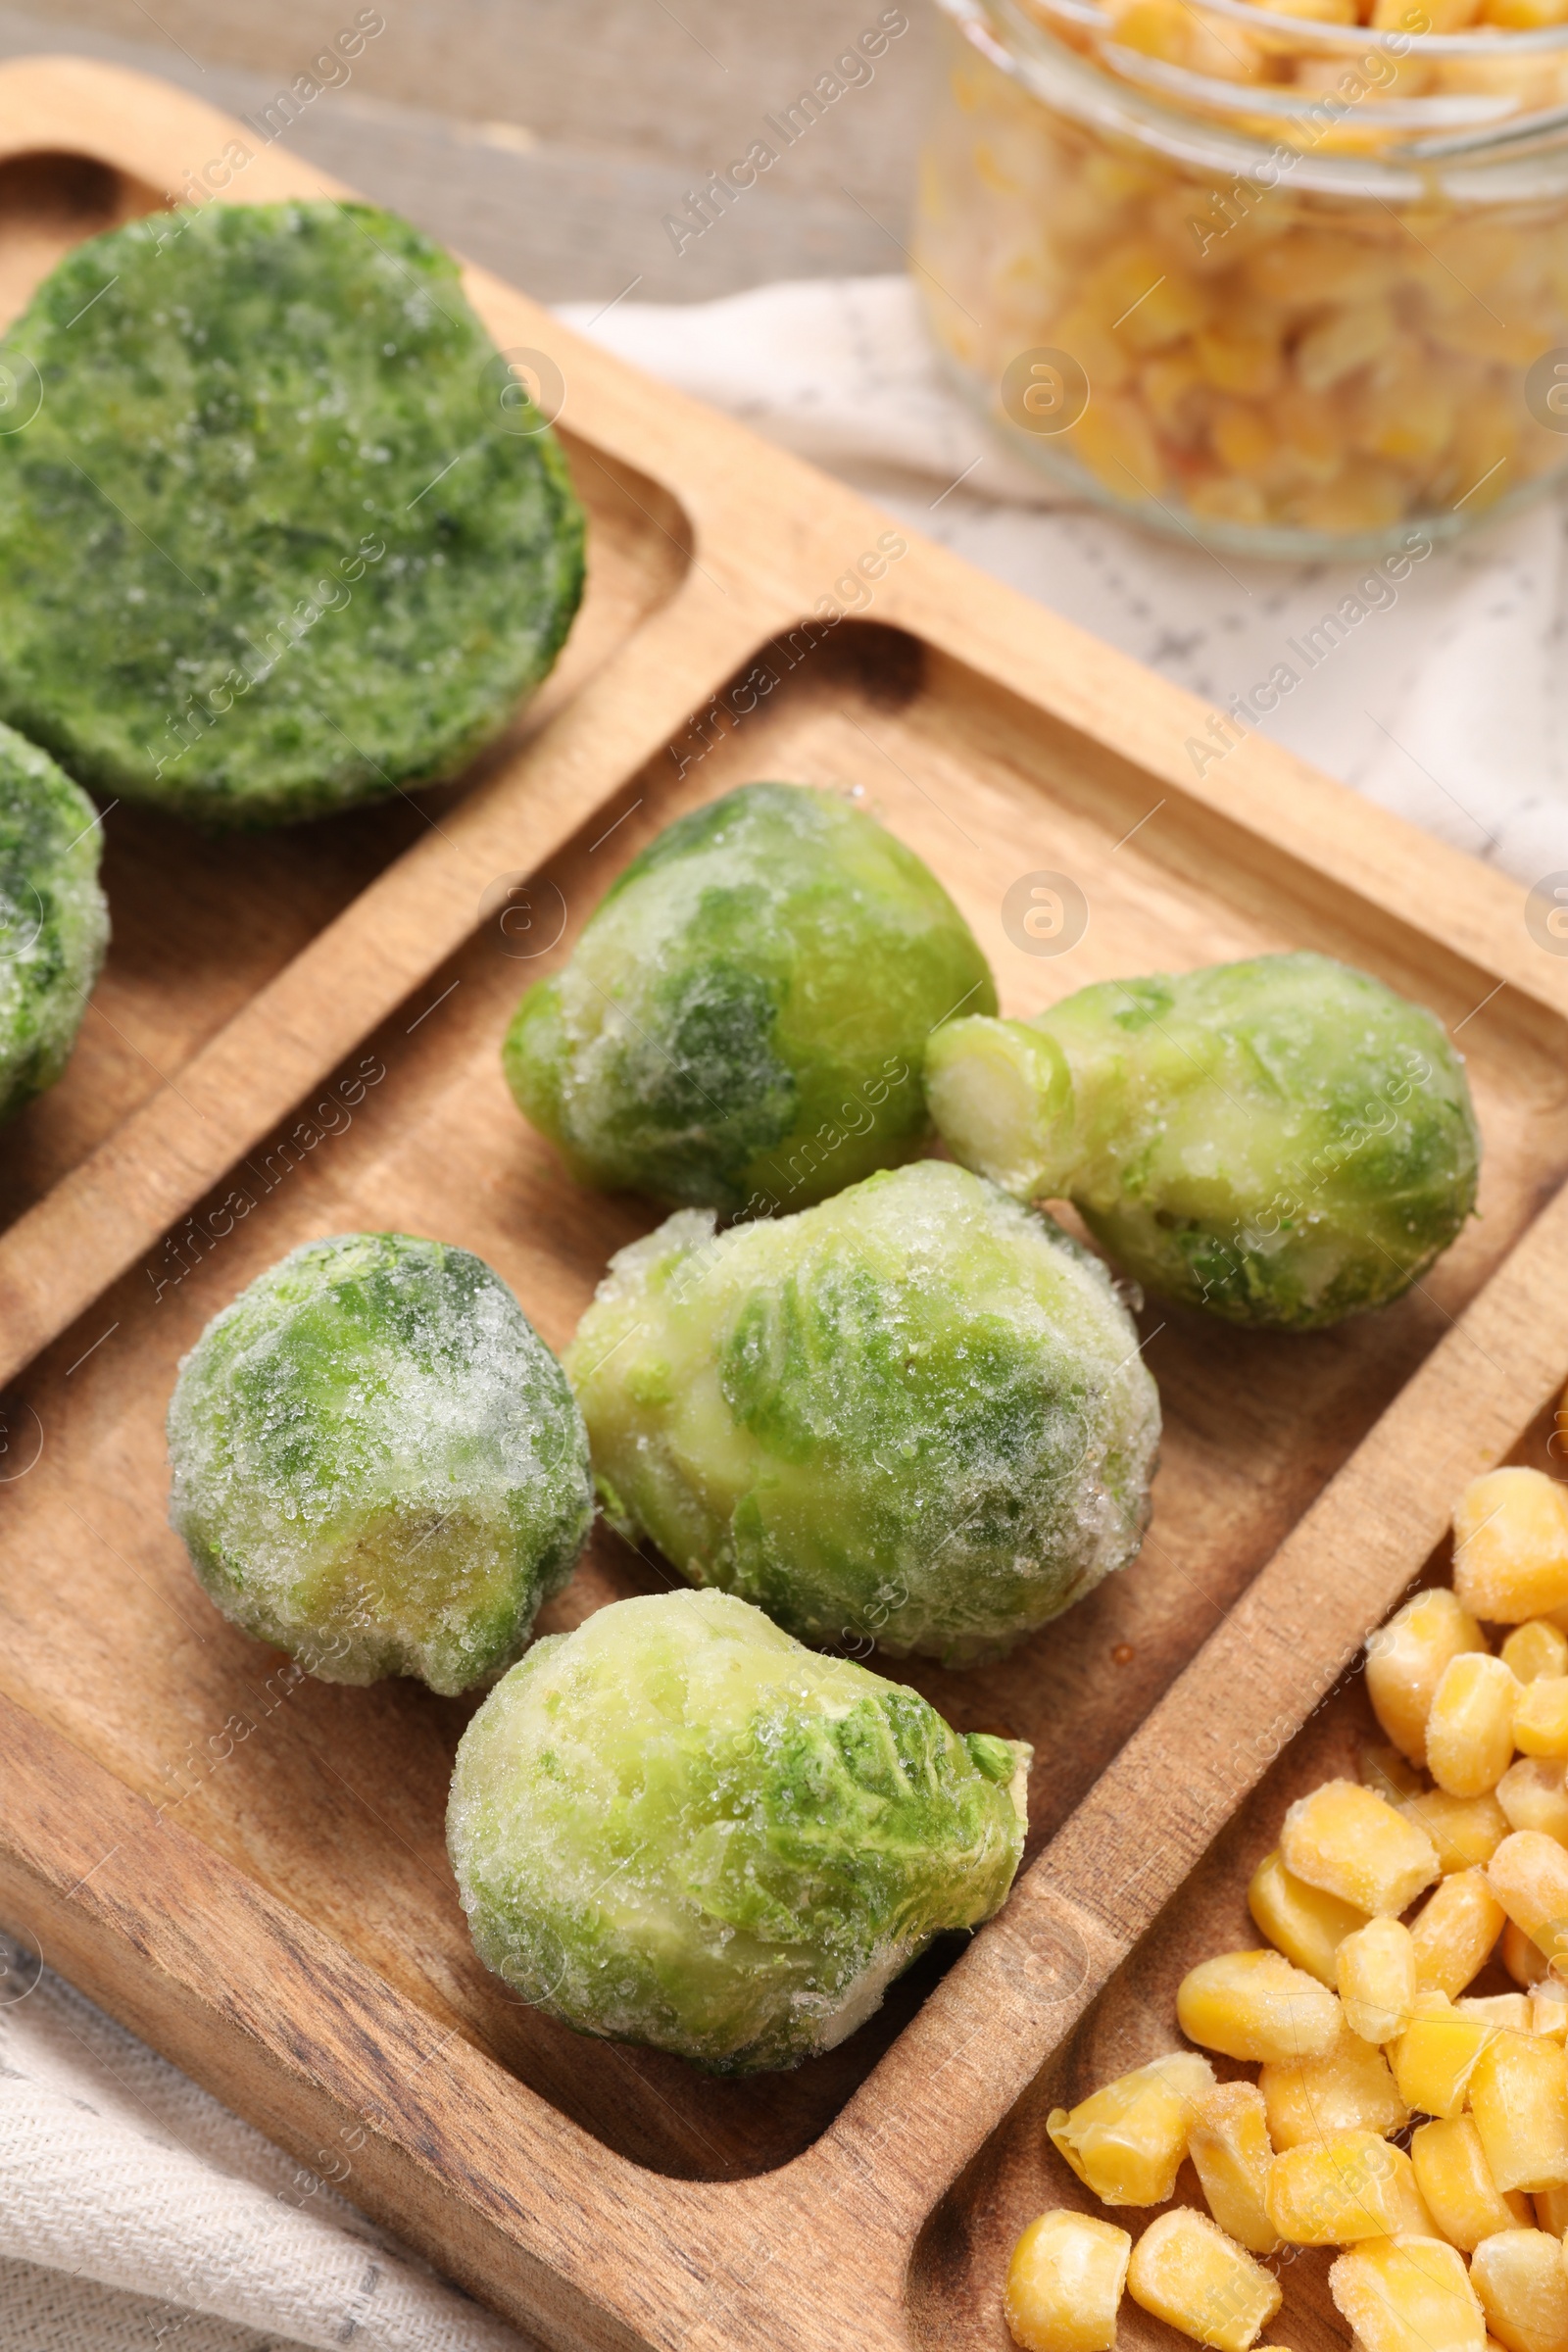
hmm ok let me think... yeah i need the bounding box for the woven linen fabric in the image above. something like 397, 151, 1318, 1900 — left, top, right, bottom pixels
0, 1945, 534, 2352
561, 272, 1568, 888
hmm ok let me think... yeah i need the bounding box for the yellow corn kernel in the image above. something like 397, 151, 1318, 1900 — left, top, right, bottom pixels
1004, 2211, 1132, 2352
1489, 1833, 1568, 1971
1353, 358, 1455, 468
1469, 2229, 1568, 2352
1339, 1918, 1419, 2044
1195, 323, 1284, 398
1269, 382, 1346, 487
1504, 1921, 1551, 1988
1261, 2018, 1409, 2148
1331, 2235, 1486, 2352
1296, 300, 1396, 393
1392, 1992, 1497, 2121
1047, 2052, 1216, 2205
1498, 1760, 1568, 1847
1249, 1849, 1368, 1987
1470, 2034, 1568, 2194
1186, 475, 1267, 527
1454, 1471, 1568, 1625
1367, 1591, 1490, 1767
1410, 1869, 1507, 1998
1516, 1680, 1568, 1761
1427, 1655, 1519, 1799
1266, 2131, 1435, 2244
1125, 2206, 1282, 2351
1281, 1779, 1441, 1917
1070, 395, 1164, 498
1483, 0, 1568, 31
1412, 2117, 1534, 2251
1247, 231, 1395, 309
1364, 1742, 1427, 1802
1081, 242, 1209, 352
1141, 350, 1204, 442
1373, 0, 1483, 22
1210, 398, 1275, 481
1402, 1791, 1511, 1876
1401, 1790, 1512, 1876
1177, 1949, 1342, 2064
1458, 1994, 1535, 2033
1051, 307, 1135, 397
1286, 460, 1408, 539
1504, 1624, 1568, 1685
1532, 1988, 1568, 2039
1189, 2082, 1279, 2255
1534, 2186, 1568, 2233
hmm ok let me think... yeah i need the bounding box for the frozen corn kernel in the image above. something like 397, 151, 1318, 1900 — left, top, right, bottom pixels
1516, 1681, 1568, 1761
1489, 1833, 1568, 1971
1368, 1592, 1491, 1768
1330, 2235, 1486, 2352
1070, 395, 1163, 497
1504, 1624, 1568, 1685
1402, 1791, 1511, 1875
1410, 1869, 1507, 1998
1530, 1984, 1568, 2038
1458, 1994, 1535, 2032
1248, 1849, 1368, 1987
1195, 322, 1283, 399
1428, 1655, 1520, 1799
1281, 1780, 1441, 1917
1262, 2017, 1410, 2148
1189, 2082, 1279, 2255
1504, 1921, 1551, 1988
1364, 1742, 1427, 1803
1177, 1949, 1342, 2064
1047, 2052, 1216, 2205
1533, 2185, 1568, 2233
1498, 1761, 1568, 1847
1339, 1918, 1419, 2044
1412, 2117, 1534, 2251
1469, 2229, 1568, 2352
1125, 2206, 1282, 2351
1004, 2210, 1132, 2352
1392, 1992, 1497, 2120
1454, 1472, 1568, 1625
1266, 2130, 1435, 2244
1469, 2034, 1568, 2193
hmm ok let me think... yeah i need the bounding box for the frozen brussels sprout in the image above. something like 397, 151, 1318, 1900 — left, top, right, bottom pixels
502, 781, 996, 1213
566, 1158, 1159, 1667
0, 720, 108, 1123
925, 951, 1481, 1332
168, 1233, 592, 1693
447, 1587, 1030, 2072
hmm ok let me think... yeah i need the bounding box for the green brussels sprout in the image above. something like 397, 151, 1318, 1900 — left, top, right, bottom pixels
167, 1233, 592, 1693
446, 1587, 1030, 2073
925, 951, 1482, 1331
0, 720, 108, 1122
565, 1158, 1159, 1668
502, 782, 996, 1213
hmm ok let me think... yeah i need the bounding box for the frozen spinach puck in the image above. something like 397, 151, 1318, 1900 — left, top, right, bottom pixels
0, 720, 107, 1122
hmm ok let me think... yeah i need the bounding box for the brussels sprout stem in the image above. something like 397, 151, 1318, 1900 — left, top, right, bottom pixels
924, 1015, 1076, 1200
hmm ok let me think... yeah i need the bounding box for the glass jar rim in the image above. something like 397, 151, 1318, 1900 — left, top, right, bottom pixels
939, 0, 1568, 191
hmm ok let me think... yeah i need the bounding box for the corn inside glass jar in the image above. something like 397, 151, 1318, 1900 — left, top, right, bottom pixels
915, 0, 1568, 555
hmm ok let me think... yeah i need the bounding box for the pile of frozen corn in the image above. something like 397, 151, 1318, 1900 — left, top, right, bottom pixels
1005, 1461, 1568, 2352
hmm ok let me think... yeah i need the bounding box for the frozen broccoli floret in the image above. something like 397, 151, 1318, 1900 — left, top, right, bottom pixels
503, 782, 997, 1213
167, 1233, 592, 1693
566, 1158, 1159, 1668
0, 720, 107, 1122
925, 952, 1481, 1331
446, 1587, 1030, 2073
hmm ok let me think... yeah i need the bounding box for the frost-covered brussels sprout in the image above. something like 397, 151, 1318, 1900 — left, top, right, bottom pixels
0, 720, 108, 1123
446, 1587, 1029, 2072
168, 1233, 592, 1693
566, 1159, 1159, 1667
925, 952, 1481, 1332
502, 782, 996, 1213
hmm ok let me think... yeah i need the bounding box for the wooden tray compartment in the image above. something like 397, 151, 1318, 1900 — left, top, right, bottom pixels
6, 53, 1568, 2352
908, 1400, 1568, 2352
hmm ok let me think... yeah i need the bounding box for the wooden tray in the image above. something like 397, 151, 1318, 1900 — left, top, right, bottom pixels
4, 53, 1568, 2352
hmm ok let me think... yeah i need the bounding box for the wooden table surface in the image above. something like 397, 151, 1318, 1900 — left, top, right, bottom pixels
3, 0, 929, 301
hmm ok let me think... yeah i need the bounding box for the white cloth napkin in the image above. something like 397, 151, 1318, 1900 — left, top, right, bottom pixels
561, 274, 1568, 886
8, 267, 1567, 2352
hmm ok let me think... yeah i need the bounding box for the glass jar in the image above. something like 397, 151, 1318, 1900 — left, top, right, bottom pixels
914, 0, 1568, 556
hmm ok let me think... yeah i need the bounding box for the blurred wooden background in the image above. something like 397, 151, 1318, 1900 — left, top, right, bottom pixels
1, 0, 932, 299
